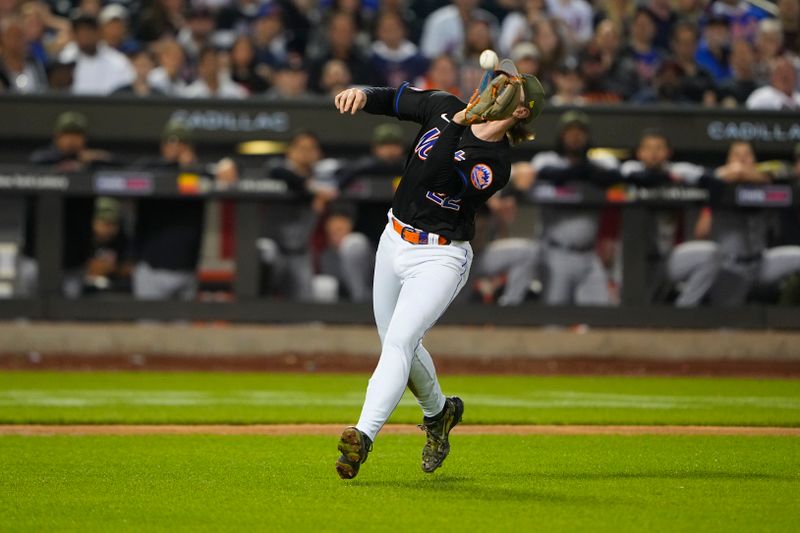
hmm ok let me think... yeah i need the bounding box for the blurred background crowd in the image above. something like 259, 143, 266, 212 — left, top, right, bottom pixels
2, 0, 800, 310
1, 0, 800, 108
8, 108, 800, 308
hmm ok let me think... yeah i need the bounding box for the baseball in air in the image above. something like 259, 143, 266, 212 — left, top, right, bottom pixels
479, 49, 499, 70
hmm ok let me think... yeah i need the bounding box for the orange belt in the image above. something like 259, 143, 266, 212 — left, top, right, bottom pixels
391, 217, 450, 245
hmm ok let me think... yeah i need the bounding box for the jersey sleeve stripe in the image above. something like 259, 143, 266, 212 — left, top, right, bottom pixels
453, 166, 469, 200
394, 82, 410, 116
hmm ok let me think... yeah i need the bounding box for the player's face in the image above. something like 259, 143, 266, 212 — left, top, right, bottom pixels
55, 132, 86, 156
561, 126, 588, 152
727, 142, 755, 166
288, 136, 322, 167
637, 137, 670, 168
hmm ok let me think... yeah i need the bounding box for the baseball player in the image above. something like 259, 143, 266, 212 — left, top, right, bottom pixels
332, 60, 544, 479
619, 129, 722, 307
703, 141, 800, 305
532, 112, 621, 306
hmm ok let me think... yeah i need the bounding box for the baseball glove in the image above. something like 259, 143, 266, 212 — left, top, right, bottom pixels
464, 74, 523, 124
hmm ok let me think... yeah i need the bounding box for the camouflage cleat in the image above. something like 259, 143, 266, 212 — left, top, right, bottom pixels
419, 396, 464, 473
335, 426, 373, 480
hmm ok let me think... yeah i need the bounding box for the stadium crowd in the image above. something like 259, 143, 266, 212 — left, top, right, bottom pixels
1, 0, 800, 108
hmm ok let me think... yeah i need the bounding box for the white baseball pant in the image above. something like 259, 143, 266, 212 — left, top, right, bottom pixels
355, 212, 473, 441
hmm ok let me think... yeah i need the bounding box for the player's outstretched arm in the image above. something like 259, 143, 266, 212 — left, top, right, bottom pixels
334, 88, 367, 115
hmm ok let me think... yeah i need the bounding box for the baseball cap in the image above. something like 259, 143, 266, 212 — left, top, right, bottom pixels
94, 197, 121, 223
161, 121, 193, 144
99, 4, 128, 25
54, 111, 88, 135
559, 110, 591, 131
510, 42, 540, 63
372, 123, 405, 146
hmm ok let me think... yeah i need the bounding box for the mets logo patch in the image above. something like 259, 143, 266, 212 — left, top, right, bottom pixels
470, 164, 493, 190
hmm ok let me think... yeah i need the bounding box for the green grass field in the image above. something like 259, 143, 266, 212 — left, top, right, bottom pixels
1, 372, 799, 426
1, 372, 799, 531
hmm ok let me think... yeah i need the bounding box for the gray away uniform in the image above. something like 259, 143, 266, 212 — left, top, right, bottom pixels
620, 160, 722, 307
532, 152, 619, 306
707, 205, 800, 306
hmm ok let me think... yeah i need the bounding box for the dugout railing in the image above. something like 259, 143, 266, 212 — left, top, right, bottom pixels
0, 164, 798, 329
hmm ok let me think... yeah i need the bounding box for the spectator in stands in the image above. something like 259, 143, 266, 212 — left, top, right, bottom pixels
579, 20, 637, 102
59, 12, 135, 95
510, 42, 540, 76
136, 0, 186, 43
229, 35, 269, 94
460, 18, 497, 97
113, 49, 164, 96
19, 1, 72, 66
532, 18, 567, 88
29, 111, 114, 171
631, 60, 689, 104
672, 0, 704, 25
320, 59, 352, 97
746, 55, 800, 109
545, 0, 593, 47
718, 39, 759, 106
370, 10, 428, 89
619, 129, 718, 306
532, 111, 621, 306
318, 202, 374, 302
177, 7, 216, 64
99, 4, 138, 55
416, 54, 461, 96
498, 0, 546, 56
250, 3, 289, 68
595, 0, 636, 29
308, 11, 380, 93
133, 121, 205, 300
701, 141, 800, 306
643, 0, 678, 50
0, 16, 47, 94
216, 0, 266, 34
419, 0, 498, 61
182, 46, 246, 98
263, 57, 313, 100
754, 19, 785, 84
147, 38, 188, 95
669, 22, 717, 105
709, 0, 772, 43
624, 8, 664, 88
695, 15, 732, 83
550, 61, 586, 106
778, 0, 800, 52
258, 131, 336, 300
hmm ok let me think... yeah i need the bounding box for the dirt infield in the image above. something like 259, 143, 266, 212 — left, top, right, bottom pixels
1, 424, 797, 436
3, 353, 800, 377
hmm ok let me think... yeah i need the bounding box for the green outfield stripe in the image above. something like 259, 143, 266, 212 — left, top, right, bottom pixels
1, 424, 799, 436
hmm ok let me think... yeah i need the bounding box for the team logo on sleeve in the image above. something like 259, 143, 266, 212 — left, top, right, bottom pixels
470, 164, 493, 190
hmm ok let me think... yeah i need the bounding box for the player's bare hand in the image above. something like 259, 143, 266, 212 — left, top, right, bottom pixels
334, 88, 367, 115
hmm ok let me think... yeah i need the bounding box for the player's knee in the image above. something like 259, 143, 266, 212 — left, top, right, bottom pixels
381, 333, 417, 361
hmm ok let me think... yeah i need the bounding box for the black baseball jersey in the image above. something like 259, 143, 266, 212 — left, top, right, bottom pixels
362, 82, 511, 241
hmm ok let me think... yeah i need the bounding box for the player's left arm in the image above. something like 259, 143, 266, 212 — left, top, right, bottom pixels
335, 83, 464, 124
